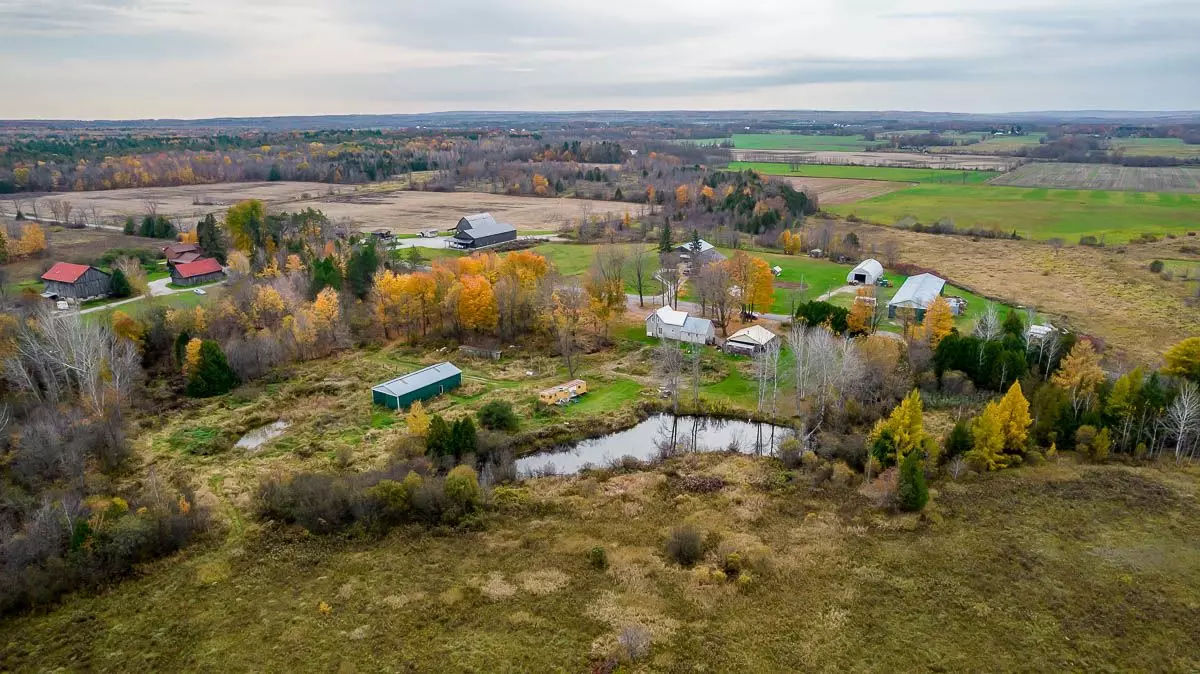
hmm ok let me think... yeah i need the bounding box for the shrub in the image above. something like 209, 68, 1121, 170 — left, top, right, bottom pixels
665, 525, 704, 567
185, 340, 239, 397
1149, 260, 1165, 273
444, 465, 483, 513
588, 546, 609, 571
109, 268, 133, 298
897, 451, 929, 512
477, 400, 519, 432
944, 420, 973, 457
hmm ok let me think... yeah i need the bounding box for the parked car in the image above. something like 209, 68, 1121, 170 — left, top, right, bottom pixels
193, 288, 207, 295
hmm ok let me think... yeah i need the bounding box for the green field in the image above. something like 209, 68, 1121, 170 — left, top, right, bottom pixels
1110, 137, 1200, 158
730, 161, 1001, 185
829, 183, 1200, 242
732, 134, 875, 152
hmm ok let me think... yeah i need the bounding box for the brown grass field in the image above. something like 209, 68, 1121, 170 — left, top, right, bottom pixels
0, 182, 626, 234
0, 220, 166, 283
782, 177, 910, 204
989, 163, 1200, 193
729, 149, 1021, 171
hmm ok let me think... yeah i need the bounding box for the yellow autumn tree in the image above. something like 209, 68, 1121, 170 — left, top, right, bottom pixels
191, 305, 207, 334
995, 381, 1032, 453
457, 274, 498, 332
183, 338, 203, 377
967, 401, 1011, 470
178, 230, 199, 244
110, 310, 144, 347
225, 199, 266, 252
1162, 337, 1200, 382
675, 184, 690, 207
867, 389, 931, 464
285, 254, 305, 274
12, 223, 46, 258
250, 285, 285, 328
532, 174, 550, 196
699, 184, 716, 204
1051, 340, 1105, 416
922, 296, 954, 347
372, 270, 407, 337
312, 287, 340, 326
406, 400, 431, 437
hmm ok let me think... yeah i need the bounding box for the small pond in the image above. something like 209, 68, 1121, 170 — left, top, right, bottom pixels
235, 420, 290, 451
515, 414, 792, 477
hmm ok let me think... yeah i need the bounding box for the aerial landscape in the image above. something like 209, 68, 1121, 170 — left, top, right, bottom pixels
1, 0, 1199, 671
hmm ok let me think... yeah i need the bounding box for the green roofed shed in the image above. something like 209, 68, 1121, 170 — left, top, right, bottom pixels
372, 362, 462, 410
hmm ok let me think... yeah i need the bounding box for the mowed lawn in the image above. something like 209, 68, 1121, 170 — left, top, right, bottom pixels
829, 183, 1200, 242
730, 161, 1000, 185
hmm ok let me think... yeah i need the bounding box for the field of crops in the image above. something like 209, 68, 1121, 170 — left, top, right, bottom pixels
731, 133, 874, 151
930, 133, 1047, 154
731, 161, 1001, 184
829, 183, 1200, 242
990, 163, 1200, 193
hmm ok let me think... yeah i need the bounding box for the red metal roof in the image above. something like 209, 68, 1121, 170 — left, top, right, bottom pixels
41, 262, 92, 283
173, 258, 224, 278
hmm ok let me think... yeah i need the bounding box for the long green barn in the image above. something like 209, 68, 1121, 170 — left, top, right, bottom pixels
372, 362, 462, 410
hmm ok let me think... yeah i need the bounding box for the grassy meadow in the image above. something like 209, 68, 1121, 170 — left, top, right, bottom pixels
731, 133, 876, 152
730, 161, 1001, 185
4, 452, 1198, 671
829, 183, 1200, 242
1109, 137, 1200, 158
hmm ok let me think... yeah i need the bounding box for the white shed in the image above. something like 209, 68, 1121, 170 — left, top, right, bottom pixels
847, 258, 884, 285
645, 306, 714, 345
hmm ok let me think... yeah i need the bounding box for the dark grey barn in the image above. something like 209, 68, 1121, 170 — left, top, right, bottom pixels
41, 263, 111, 302
453, 213, 517, 249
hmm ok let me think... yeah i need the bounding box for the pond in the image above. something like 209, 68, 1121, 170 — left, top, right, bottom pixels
515, 414, 792, 477
235, 420, 290, 451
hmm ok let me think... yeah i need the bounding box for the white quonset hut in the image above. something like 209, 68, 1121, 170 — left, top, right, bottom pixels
887, 273, 947, 321
724, 325, 780, 355
645, 306, 715, 345
847, 258, 884, 285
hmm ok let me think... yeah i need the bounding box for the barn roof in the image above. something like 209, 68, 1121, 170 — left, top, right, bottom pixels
42, 262, 96, 283
676, 239, 716, 254
163, 243, 201, 256
372, 362, 462, 397
888, 273, 946, 309
647, 306, 688, 326
849, 258, 883, 279
173, 258, 224, 278
727, 325, 778, 346
456, 213, 516, 240
458, 213, 498, 230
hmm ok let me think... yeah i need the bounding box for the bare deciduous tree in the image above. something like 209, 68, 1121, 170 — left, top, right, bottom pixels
974, 302, 1002, 342
1163, 382, 1200, 464
631, 246, 650, 308
696, 262, 735, 336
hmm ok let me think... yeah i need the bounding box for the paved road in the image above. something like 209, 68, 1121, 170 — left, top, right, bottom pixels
625, 293, 791, 323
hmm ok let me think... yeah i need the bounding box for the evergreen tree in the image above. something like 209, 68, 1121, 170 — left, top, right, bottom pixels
613, 186, 623, 200
944, 420, 973, 457
123, 216, 135, 234
897, 450, 929, 511
450, 417, 477, 459
197, 213, 227, 263
174, 330, 191, 367
309, 256, 343, 296
346, 242, 380, 299
554, 179, 564, 194
268, 164, 282, 181
109, 267, 132, 298
658, 219, 673, 253
404, 246, 425, 269
185, 340, 239, 397
1002, 309, 1026, 340
427, 415, 452, 457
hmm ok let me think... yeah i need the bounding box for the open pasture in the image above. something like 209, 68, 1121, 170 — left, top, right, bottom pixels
729, 149, 1020, 171
989, 163, 1200, 193
779, 176, 911, 204
1109, 137, 1200, 158
930, 133, 1047, 154
730, 161, 1001, 185
731, 133, 875, 152
831, 183, 1200, 242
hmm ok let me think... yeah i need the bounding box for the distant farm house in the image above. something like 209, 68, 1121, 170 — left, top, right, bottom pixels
372, 362, 462, 410
169, 258, 226, 286
453, 213, 517, 249
645, 306, 715, 345
41, 263, 111, 302
675, 239, 726, 266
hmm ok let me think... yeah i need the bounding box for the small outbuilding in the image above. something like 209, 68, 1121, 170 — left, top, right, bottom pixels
645, 306, 715, 345
539, 379, 588, 405
887, 273, 947, 321
372, 362, 462, 410
847, 258, 884, 286
170, 258, 226, 286
675, 239, 726, 266
724, 325, 780, 355
453, 212, 517, 249
41, 263, 111, 302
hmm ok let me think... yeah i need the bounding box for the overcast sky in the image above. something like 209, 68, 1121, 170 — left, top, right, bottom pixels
1, 0, 1198, 119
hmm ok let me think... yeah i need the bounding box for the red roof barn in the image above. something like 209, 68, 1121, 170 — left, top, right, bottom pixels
41, 263, 112, 302
170, 257, 226, 286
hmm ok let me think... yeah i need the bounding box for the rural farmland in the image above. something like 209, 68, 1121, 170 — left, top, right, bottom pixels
989, 163, 1200, 192
731, 161, 1002, 184
728, 149, 1021, 171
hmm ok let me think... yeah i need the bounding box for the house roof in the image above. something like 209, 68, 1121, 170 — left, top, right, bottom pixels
372, 362, 462, 397
727, 325, 778, 346
888, 273, 946, 309
848, 258, 883, 279
173, 252, 203, 264
647, 306, 689, 326
163, 243, 201, 256
42, 262, 96, 283
682, 316, 714, 334
173, 258, 224, 278
456, 213, 516, 240
675, 239, 721, 256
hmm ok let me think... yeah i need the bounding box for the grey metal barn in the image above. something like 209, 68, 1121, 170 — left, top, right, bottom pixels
41, 263, 111, 302
453, 213, 517, 249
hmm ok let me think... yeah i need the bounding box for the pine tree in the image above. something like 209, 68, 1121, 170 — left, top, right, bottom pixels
897, 450, 928, 511
427, 415, 452, 457
185, 340, 239, 397
450, 417, 477, 459
109, 267, 132, 298
405, 246, 425, 269
658, 219, 672, 252
268, 164, 282, 181
197, 213, 227, 263
124, 216, 135, 235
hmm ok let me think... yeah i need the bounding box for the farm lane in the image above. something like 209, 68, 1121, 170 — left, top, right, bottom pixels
75, 276, 213, 315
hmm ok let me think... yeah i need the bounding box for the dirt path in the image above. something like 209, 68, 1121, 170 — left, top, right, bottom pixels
815, 284, 855, 302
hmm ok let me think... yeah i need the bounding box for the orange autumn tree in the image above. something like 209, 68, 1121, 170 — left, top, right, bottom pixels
848, 287, 877, 334
457, 274, 498, 333
675, 184, 690, 207
923, 296, 954, 347
727, 251, 775, 315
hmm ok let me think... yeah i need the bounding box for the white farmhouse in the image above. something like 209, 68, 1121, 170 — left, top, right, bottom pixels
645, 306, 715, 345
